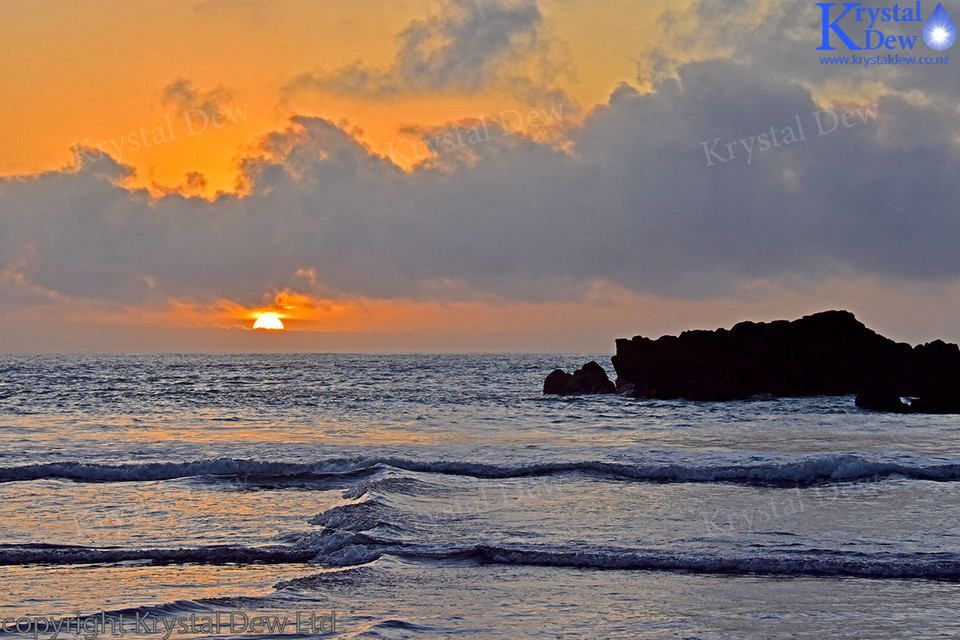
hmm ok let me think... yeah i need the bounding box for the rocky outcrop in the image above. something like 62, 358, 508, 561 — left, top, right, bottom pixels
543, 361, 615, 395
908, 385, 960, 414
854, 386, 912, 413
589, 310, 960, 412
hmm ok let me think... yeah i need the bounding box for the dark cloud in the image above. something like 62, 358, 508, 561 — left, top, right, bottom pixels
650, 0, 960, 102
284, 0, 572, 102
2, 58, 958, 313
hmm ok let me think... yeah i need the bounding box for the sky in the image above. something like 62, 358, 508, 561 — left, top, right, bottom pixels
1, 0, 959, 352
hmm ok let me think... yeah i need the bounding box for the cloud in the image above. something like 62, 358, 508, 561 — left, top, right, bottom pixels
161, 78, 234, 115
284, 0, 573, 102
153, 171, 209, 197
3, 55, 959, 319
647, 0, 960, 103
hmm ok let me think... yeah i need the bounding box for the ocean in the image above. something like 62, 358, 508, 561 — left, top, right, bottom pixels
1, 353, 959, 639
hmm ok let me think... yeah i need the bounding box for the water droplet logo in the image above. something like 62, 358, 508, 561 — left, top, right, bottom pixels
923, 3, 957, 50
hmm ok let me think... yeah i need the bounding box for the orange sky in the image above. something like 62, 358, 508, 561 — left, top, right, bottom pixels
1, 0, 958, 352
0, 0, 669, 193
0, 0, 688, 350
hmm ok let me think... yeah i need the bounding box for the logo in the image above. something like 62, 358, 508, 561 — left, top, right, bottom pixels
816, 1, 956, 51
923, 3, 957, 48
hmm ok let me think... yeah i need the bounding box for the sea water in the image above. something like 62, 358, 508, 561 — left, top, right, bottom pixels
1, 354, 959, 638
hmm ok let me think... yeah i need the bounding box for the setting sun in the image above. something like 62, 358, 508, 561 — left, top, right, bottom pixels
253, 313, 284, 330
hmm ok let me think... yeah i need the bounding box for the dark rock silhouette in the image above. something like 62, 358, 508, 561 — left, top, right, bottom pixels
612, 310, 912, 401
543, 361, 615, 395
908, 383, 960, 414
543, 369, 574, 394
855, 386, 912, 413
543, 310, 960, 412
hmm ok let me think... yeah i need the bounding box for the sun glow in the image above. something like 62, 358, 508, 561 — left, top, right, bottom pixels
253, 313, 284, 330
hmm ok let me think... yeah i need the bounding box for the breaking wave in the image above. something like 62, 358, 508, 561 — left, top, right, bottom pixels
2, 454, 959, 487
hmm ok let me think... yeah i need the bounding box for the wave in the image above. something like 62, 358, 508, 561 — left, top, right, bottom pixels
298, 499, 960, 581
309, 500, 406, 532
3, 454, 960, 487
403, 544, 960, 581
0, 543, 315, 566
4, 537, 960, 582
0, 458, 380, 484
342, 476, 439, 500
385, 455, 960, 485
282, 533, 960, 582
